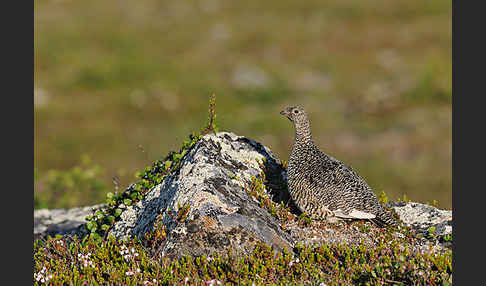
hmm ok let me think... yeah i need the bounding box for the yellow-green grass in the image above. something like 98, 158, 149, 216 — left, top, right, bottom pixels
35, 0, 451, 209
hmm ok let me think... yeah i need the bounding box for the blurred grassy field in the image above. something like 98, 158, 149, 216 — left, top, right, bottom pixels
34, 0, 451, 209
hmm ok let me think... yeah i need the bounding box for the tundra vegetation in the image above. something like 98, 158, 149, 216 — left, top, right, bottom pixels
34, 96, 452, 285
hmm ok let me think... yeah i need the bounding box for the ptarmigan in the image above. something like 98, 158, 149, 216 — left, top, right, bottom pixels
280, 106, 396, 227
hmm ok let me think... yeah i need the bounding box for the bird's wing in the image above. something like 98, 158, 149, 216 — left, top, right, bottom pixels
305, 147, 380, 213
310, 149, 369, 190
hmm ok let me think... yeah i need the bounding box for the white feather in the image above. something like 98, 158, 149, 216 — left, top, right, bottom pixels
333, 209, 376, 219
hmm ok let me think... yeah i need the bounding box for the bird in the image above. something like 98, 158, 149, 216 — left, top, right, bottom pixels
280, 106, 396, 227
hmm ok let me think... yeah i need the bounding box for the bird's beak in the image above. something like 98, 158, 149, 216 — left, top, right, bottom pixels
280, 109, 292, 121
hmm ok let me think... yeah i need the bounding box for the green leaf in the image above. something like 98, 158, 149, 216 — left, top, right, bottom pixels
89, 232, 101, 241
164, 160, 172, 169
106, 192, 114, 199
95, 210, 104, 220
115, 208, 123, 217
86, 221, 97, 232
86, 222, 95, 230
101, 224, 110, 231
107, 215, 115, 223
124, 199, 132, 206
180, 149, 188, 157
141, 179, 149, 187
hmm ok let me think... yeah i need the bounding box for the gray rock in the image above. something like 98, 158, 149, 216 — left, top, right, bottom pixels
388, 201, 452, 238
109, 132, 293, 257
34, 204, 104, 239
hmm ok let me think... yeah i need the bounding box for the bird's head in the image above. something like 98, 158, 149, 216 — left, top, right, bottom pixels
280, 105, 312, 142
280, 106, 309, 125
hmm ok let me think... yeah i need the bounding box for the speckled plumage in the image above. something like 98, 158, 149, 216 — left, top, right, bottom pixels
280, 106, 396, 226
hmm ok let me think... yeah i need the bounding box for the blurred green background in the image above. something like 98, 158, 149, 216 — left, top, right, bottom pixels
34, 0, 451, 209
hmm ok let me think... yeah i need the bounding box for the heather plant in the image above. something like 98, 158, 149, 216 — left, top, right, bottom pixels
34, 231, 452, 285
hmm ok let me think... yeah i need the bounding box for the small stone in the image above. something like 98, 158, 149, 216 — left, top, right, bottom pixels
187, 223, 200, 233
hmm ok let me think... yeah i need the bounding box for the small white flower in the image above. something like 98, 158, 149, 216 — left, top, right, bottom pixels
126, 271, 135, 276
185, 277, 189, 283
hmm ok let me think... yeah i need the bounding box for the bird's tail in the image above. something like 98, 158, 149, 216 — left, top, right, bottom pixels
373, 208, 398, 227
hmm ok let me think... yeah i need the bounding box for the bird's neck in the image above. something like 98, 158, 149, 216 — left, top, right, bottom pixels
293, 121, 313, 146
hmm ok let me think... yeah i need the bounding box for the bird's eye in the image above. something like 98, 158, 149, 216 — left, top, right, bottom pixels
293, 110, 299, 114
